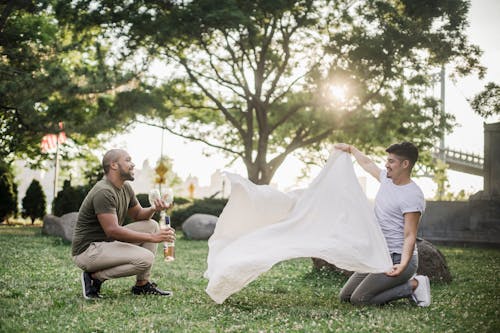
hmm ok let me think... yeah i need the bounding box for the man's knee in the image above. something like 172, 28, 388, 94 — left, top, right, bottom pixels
127, 219, 159, 233
349, 291, 371, 306
338, 289, 351, 303
145, 219, 159, 233
133, 250, 155, 270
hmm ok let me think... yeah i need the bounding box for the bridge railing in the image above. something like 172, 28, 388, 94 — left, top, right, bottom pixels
431, 147, 484, 176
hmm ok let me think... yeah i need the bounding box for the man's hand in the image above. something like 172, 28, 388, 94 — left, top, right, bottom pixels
385, 263, 406, 277
151, 198, 172, 212
151, 227, 176, 243
333, 143, 351, 153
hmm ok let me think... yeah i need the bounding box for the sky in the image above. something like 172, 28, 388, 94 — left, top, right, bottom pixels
105, 0, 500, 199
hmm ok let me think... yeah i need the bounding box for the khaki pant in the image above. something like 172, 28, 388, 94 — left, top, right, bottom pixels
72, 219, 159, 281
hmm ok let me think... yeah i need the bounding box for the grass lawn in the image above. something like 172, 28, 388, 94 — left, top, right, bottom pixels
0, 225, 499, 333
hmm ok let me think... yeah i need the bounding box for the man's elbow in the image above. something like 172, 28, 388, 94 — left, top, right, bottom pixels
103, 225, 122, 239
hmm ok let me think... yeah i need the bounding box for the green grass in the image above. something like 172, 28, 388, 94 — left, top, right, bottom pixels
0, 226, 499, 333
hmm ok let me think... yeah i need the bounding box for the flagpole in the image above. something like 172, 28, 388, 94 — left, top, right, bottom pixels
158, 127, 164, 194
53, 135, 60, 212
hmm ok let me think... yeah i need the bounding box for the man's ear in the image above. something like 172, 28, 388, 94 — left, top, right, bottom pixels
402, 159, 410, 169
110, 161, 119, 170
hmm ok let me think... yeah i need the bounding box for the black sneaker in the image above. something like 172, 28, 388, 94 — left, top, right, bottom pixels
93, 278, 103, 295
81, 271, 102, 299
131, 282, 173, 296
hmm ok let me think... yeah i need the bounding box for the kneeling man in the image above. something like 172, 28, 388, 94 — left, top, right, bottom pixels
335, 142, 431, 307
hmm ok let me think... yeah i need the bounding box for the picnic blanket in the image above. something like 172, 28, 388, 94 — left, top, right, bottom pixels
204, 150, 392, 304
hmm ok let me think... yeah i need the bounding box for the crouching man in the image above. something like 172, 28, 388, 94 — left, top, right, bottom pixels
72, 149, 175, 299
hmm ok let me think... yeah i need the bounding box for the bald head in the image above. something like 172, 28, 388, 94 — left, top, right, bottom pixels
102, 149, 128, 174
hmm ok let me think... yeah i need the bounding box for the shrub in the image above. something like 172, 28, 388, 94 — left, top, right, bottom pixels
132, 194, 193, 225
0, 163, 18, 223
170, 197, 228, 228
52, 180, 88, 217
172, 196, 192, 205
134, 193, 161, 223
22, 179, 46, 223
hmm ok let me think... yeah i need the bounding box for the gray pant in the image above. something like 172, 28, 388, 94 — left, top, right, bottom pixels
72, 219, 159, 282
339, 253, 417, 305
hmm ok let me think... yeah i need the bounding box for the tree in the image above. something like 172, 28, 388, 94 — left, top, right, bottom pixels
469, 82, 500, 118
0, 0, 144, 165
22, 179, 46, 223
44, 0, 485, 184
52, 180, 87, 217
0, 162, 18, 223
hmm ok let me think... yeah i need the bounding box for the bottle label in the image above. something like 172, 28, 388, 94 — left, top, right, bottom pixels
165, 215, 171, 226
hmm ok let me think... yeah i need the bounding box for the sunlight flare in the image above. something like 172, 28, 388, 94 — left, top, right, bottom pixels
328, 84, 348, 103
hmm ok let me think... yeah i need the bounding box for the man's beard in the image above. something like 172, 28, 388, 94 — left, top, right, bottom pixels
118, 164, 134, 181
386, 169, 392, 178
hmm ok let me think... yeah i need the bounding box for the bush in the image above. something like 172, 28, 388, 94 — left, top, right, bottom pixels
0, 163, 18, 223
170, 197, 228, 228
52, 180, 88, 217
172, 196, 192, 205
132, 194, 193, 225
134, 193, 160, 223
22, 179, 46, 223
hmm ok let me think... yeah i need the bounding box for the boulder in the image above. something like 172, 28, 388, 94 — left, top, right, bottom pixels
182, 213, 218, 240
312, 238, 452, 283
311, 258, 353, 277
42, 212, 78, 242
416, 238, 452, 283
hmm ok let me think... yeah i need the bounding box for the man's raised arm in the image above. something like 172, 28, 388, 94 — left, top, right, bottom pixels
334, 143, 382, 181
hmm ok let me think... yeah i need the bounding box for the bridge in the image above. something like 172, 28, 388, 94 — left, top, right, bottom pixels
414, 147, 484, 178
421, 66, 484, 178
432, 147, 484, 176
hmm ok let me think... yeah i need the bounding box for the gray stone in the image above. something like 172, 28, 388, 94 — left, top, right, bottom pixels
182, 213, 218, 240
311, 258, 353, 277
416, 238, 452, 283
312, 238, 452, 283
42, 212, 78, 242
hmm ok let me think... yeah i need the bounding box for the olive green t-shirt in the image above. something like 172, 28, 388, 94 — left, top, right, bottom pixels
71, 178, 139, 256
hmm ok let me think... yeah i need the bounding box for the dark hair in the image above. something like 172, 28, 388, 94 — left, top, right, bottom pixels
385, 142, 419, 168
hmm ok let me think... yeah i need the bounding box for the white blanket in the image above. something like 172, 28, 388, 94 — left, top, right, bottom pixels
204, 150, 392, 304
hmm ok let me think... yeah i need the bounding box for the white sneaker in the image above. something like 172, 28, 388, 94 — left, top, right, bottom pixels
412, 275, 431, 307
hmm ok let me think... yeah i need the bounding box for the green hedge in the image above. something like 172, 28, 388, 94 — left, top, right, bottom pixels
52, 182, 224, 229
0, 163, 18, 222
170, 197, 228, 228
131, 194, 194, 226
52, 180, 88, 217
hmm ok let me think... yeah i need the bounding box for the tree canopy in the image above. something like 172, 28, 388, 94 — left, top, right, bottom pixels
2, 0, 486, 184
67, 0, 483, 184
0, 0, 144, 164
469, 82, 500, 118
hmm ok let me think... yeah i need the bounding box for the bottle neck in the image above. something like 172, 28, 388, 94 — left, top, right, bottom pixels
159, 211, 167, 228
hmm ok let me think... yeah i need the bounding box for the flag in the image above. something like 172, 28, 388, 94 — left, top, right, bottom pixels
41, 122, 67, 153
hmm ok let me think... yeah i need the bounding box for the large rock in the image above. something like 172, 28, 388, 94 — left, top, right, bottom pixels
416, 238, 452, 283
312, 238, 452, 283
42, 212, 78, 242
182, 214, 218, 240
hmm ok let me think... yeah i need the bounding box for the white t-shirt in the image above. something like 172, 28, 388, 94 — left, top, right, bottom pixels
374, 170, 425, 255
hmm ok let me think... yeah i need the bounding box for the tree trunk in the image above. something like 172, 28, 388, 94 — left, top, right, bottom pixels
246, 160, 281, 185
